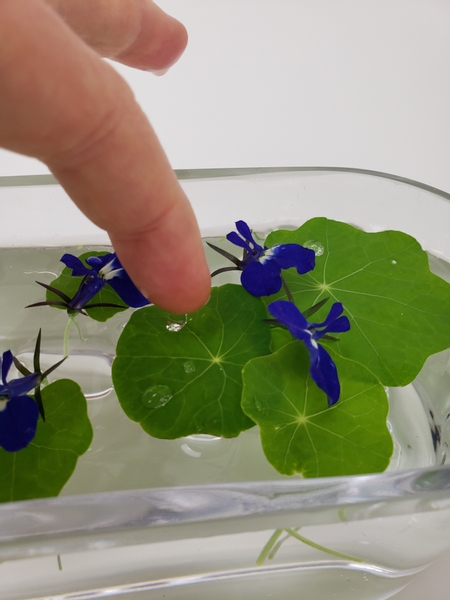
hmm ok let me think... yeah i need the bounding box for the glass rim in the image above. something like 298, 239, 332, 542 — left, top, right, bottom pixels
0, 166, 450, 201
1, 465, 450, 560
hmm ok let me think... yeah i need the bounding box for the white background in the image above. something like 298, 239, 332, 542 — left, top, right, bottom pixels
1, 1, 450, 597
2, 0, 450, 193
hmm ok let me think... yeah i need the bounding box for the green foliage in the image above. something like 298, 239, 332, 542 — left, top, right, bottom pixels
7, 217, 448, 493
0, 380, 92, 502
266, 218, 450, 386
46, 251, 127, 322
242, 342, 392, 477
113, 284, 271, 438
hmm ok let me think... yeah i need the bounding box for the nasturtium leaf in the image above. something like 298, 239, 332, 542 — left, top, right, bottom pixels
46, 251, 127, 322
113, 284, 271, 439
0, 379, 93, 502
265, 218, 450, 387
241, 341, 393, 477
270, 327, 293, 353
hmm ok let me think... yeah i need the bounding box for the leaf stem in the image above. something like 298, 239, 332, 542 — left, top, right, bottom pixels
256, 529, 284, 566
63, 314, 86, 358
63, 318, 72, 358
285, 528, 364, 563
267, 528, 299, 560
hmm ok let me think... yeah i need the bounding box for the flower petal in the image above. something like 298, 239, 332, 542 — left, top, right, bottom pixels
309, 344, 341, 406
86, 253, 118, 276
241, 261, 282, 297
267, 300, 309, 337
1, 350, 13, 385
235, 220, 255, 243
7, 373, 40, 398
271, 244, 316, 274
0, 394, 39, 452
310, 302, 351, 338
60, 254, 91, 277
107, 274, 150, 308
227, 221, 264, 257
69, 275, 106, 310
226, 231, 251, 252
310, 301, 344, 327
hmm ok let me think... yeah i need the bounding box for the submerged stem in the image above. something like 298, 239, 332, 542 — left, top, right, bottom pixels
285, 528, 364, 563
257, 526, 365, 566
63, 315, 86, 357
256, 529, 284, 566
63, 318, 72, 358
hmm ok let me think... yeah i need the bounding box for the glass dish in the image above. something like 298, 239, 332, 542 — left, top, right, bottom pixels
1, 168, 450, 600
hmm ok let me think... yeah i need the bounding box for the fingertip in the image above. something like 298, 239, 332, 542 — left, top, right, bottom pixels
117, 0, 189, 71
139, 260, 211, 314
109, 214, 212, 315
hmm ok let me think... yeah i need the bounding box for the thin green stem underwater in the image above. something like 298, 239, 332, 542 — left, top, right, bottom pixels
256, 528, 364, 566
63, 315, 86, 357
256, 529, 284, 566
63, 318, 72, 357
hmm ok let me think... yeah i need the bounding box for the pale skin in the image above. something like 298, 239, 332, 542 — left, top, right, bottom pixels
0, 0, 211, 313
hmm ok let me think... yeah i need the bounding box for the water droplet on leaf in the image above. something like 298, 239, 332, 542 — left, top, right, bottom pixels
183, 360, 196, 374
166, 313, 187, 332
304, 240, 324, 256
141, 384, 173, 409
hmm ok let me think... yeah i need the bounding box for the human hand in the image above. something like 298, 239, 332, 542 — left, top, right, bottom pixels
0, 0, 211, 313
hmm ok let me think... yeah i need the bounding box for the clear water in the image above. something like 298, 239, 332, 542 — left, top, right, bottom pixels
0, 242, 449, 497
1, 243, 450, 600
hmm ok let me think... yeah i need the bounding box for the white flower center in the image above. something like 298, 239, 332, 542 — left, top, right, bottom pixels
259, 247, 276, 264
100, 259, 123, 281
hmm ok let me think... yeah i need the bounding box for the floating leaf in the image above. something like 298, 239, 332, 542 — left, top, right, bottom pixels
242, 341, 392, 477
0, 379, 93, 502
269, 327, 292, 353
46, 251, 127, 322
113, 284, 271, 438
266, 218, 450, 386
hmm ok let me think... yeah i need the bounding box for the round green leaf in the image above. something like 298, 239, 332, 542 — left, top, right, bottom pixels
0, 379, 93, 502
113, 284, 272, 438
242, 341, 393, 477
266, 218, 450, 386
46, 251, 128, 322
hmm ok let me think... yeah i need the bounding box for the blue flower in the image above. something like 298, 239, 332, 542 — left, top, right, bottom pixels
226, 220, 316, 296
267, 300, 350, 406
0, 351, 40, 452
27, 252, 150, 314
61, 253, 150, 310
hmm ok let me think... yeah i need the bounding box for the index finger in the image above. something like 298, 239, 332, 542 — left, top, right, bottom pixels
0, 0, 211, 313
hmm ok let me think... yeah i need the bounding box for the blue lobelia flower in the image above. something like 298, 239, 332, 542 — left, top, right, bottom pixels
61, 253, 150, 311
28, 252, 150, 314
225, 220, 316, 297
0, 351, 40, 452
267, 300, 350, 406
